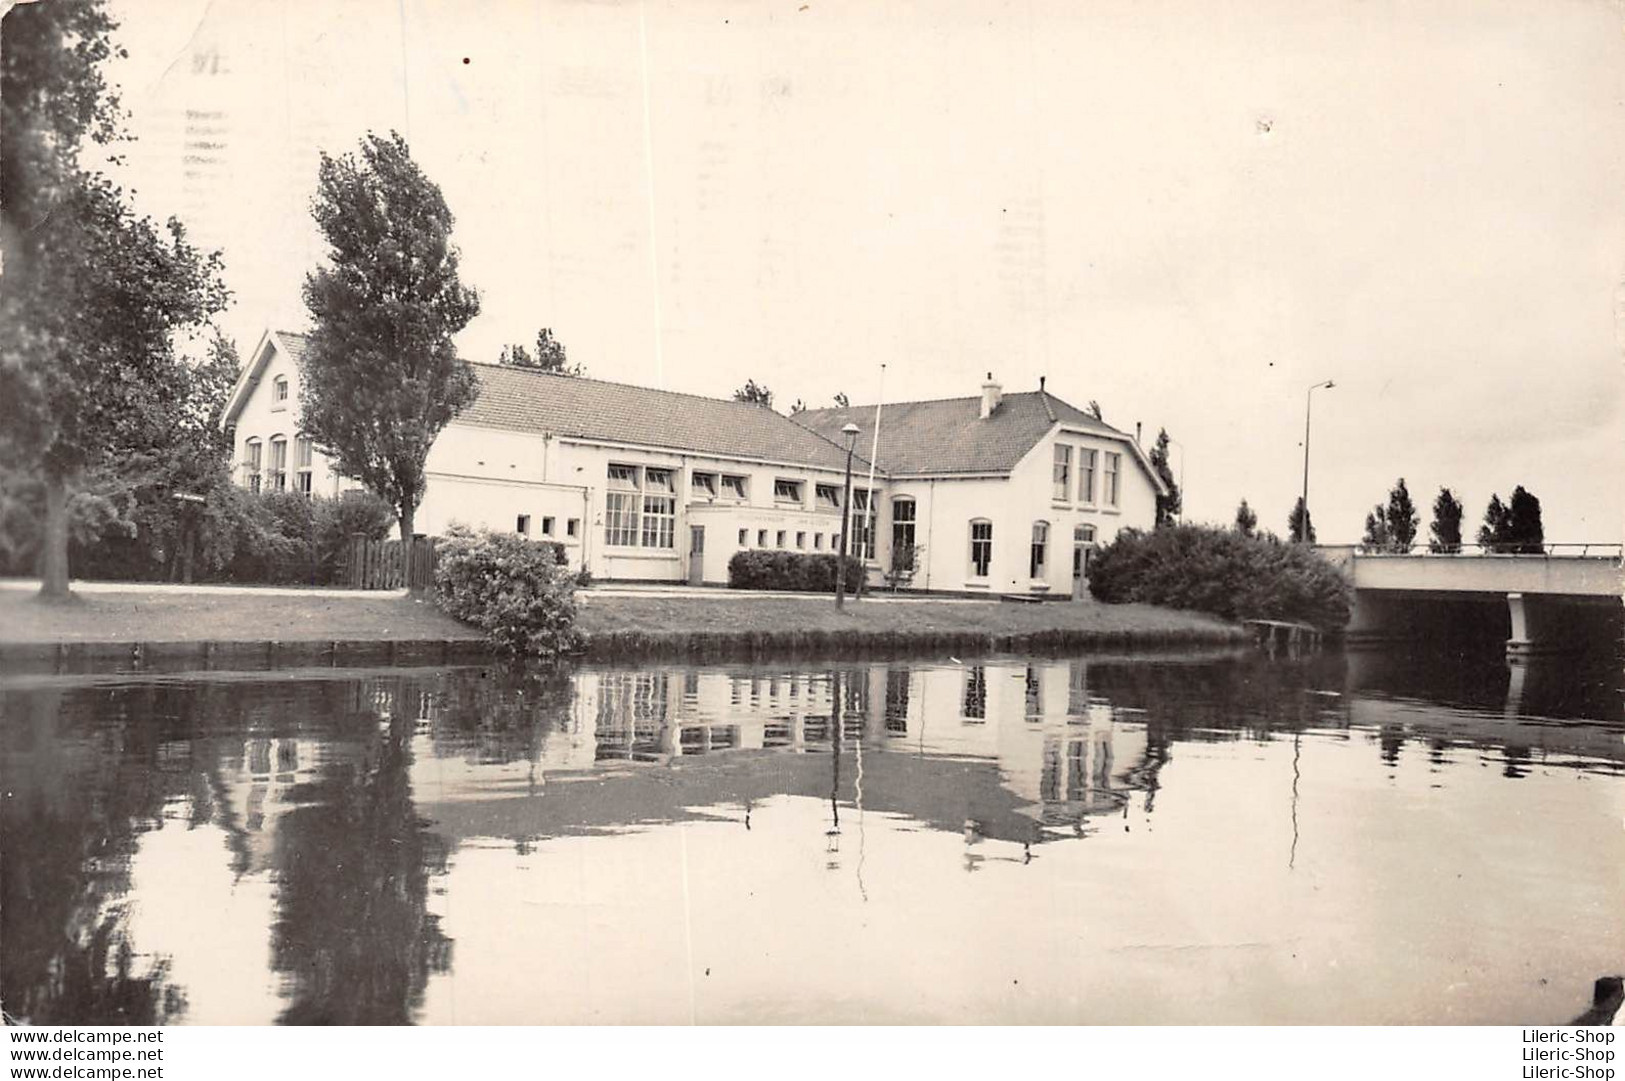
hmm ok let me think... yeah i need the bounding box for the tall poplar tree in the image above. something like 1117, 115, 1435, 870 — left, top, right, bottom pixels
300, 131, 481, 542
1429, 487, 1464, 553
1149, 428, 1182, 528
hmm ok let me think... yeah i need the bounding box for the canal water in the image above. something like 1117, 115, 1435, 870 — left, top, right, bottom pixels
2, 646, 1620, 1025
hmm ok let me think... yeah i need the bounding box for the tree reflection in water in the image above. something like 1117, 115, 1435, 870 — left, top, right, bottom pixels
269, 678, 452, 1025
0, 689, 185, 1024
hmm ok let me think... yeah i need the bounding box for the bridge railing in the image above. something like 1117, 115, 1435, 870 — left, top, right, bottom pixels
1333, 542, 1623, 559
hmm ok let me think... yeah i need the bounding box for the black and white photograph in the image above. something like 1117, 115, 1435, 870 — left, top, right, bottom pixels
1, 0, 1622, 1056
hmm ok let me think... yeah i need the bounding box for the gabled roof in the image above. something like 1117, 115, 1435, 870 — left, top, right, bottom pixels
219, 329, 311, 429
793, 390, 1133, 477
458, 362, 871, 473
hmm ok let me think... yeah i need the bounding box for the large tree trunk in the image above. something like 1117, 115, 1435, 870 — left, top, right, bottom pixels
398, 499, 415, 545
40, 475, 71, 599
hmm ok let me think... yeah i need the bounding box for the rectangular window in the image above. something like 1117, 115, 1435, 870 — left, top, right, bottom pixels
273, 377, 288, 403
516, 515, 531, 536
796, 531, 806, 549
605, 489, 639, 547
850, 489, 876, 560
541, 516, 555, 536
776, 530, 787, 548
969, 520, 993, 578
1079, 448, 1097, 504
757, 529, 768, 547
567, 518, 579, 538
1030, 521, 1049, 578
1104, 452, 1121, 507
814, 533, 824, 550
691, 472, 718, 498
268, 438, 288, 492
815, 483, 841, 510
963, 667, 987, 721
721, 475, 748, 500
294, 436, 313, 496
738, 528, 749, 546
1053, 445, 1071, 501
641, 468, 676, 549
773, 478, 803, 504
890, 501, 917, 569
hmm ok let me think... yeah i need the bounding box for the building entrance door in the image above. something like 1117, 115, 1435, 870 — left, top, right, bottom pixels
688, 525, 705, 586
1072, 524, 1096, 600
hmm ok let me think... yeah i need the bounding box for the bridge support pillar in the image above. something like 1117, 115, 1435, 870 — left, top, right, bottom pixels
1505, 592, 1572, 660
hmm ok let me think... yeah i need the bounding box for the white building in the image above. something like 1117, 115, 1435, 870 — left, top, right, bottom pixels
221, 330, 1166, 596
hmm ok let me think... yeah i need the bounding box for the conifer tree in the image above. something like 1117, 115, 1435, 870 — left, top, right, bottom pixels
1429, 487, 1463, 553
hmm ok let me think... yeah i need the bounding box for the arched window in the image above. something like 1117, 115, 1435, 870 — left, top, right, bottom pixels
968, 519, 993, 578
1030, 521, 1050, 579
268, 436, 288, 492
891, 497, 917, 569
244, 438, 263, 493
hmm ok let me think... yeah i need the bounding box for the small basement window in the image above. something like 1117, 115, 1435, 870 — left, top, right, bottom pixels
796, 531, 806, 549
541, 516, 555, 535
738, 528, 749, 546
516, 515, 531, 536
757, 529, 768, 547
566, 518, 579, 537
776, 530, 787, 548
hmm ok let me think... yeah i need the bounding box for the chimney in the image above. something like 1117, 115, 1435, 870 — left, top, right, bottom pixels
980, 372, 1002, 419
1039, 375, 1046, 392
1135, 421, 1142, 445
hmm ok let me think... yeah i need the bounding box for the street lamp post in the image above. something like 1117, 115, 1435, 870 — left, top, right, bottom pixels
1301, 380, 1335, 540
835, 422, 860, 609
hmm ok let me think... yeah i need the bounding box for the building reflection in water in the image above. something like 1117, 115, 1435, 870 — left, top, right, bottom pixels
5, 641, 1622, 1026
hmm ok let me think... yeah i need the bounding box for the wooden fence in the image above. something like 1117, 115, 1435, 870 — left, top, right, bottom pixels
347, 534, 438, 591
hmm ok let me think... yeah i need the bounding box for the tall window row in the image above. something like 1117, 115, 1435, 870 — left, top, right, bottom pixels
1055, 443, 1123, 508
242, 436, 313, 495
605, 463, 676, 549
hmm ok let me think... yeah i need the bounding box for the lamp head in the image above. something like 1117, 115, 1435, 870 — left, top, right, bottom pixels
841, 422, 860, 446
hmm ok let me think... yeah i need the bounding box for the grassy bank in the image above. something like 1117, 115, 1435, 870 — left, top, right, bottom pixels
0, 588, 481, 644
577, 594, 1245, 658
0, 586, 1245, 664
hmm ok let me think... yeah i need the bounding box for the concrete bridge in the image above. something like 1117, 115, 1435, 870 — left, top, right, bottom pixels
1316, 544, 1623, 659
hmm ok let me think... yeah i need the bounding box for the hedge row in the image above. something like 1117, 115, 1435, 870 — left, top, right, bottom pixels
727, 550, 865, 592
1088, 524, 1352, 630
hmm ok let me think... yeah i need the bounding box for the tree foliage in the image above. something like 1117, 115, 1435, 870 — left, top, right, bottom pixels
498, 327, 582, 376
1476, 488, 1543, 554
1287, 496, 1315, 544
733, 379, 774, 408
1087, 524, 1351, 630
1429, 487, 1464, 553
1362, 478, 1419, 553
1233, 499, 1258, 537
1148, 428, 1181, 527
1, 0, 229, 595
300, 131, 480, 542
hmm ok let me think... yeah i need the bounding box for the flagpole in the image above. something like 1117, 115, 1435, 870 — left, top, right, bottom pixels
860, 364, 885, 591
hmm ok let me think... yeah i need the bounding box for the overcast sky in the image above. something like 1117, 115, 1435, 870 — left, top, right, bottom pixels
103, 0, 1624, 542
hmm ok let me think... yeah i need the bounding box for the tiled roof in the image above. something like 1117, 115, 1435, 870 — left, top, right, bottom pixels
793, 391, 1123, 476
274, 330, 311, 365
457, 362, 869, 472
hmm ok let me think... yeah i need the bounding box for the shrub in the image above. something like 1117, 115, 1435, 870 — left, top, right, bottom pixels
433, 524, 582, 657
727, 549, 865, 592
1088, 524, 1351, 630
